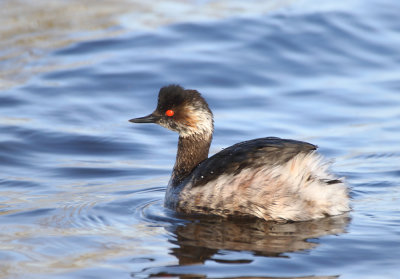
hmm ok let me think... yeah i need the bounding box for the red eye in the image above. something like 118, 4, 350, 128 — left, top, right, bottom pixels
165, 109, 174, 117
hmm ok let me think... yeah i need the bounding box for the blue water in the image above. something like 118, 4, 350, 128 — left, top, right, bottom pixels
1, 0, 400, 278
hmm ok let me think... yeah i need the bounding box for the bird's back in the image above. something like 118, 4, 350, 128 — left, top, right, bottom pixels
190, 137, 317, 188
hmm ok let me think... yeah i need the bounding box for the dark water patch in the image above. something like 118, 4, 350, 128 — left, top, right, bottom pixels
0, 140, 36, 167
351, 169, 400, 180
350, 151, 400, 160
42, 66, 96, 81
54, 166, 164, 179
0, 178, 41, 188
352, 180, 396, 193
5, 208, 56, 218
91, 72, 165, 92
6, 126, 147, 157
54, 37, 127, 56
0, 96, 27, 107
172, 21, 239, 42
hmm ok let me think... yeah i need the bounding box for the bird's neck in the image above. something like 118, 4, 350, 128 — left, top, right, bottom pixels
170, 133, 212, 187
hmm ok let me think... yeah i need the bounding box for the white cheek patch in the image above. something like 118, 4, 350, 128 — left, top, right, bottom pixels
179, 105, 214, 138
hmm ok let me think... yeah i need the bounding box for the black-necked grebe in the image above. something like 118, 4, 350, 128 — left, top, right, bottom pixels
129, 85, 350, 222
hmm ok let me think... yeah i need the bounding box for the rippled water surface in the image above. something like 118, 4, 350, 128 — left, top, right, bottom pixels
1, 0, 400, 278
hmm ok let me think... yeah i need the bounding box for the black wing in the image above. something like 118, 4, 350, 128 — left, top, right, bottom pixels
189, 137, 317, 188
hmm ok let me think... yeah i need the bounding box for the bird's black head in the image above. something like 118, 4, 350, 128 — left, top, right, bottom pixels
130, 85, 214, 137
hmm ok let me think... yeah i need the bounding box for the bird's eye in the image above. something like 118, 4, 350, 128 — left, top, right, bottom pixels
165, 109, 174, 117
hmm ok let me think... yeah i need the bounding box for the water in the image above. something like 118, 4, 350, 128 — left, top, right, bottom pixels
1, 0, 399, 278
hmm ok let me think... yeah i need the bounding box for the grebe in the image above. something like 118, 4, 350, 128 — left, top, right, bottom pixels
129, 85, 350, 222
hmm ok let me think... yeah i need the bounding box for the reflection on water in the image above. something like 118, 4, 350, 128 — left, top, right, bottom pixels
135, 212, 350, 278
171, 214, 350, 262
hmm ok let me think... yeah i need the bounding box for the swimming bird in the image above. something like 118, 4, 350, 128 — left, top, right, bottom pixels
129, 85, 350, 222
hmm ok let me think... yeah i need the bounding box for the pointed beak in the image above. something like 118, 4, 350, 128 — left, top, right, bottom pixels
129, 113, 160, 124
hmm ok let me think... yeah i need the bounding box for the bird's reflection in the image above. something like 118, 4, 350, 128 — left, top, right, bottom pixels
167, 214, 350, 265
138, 213, 350, 278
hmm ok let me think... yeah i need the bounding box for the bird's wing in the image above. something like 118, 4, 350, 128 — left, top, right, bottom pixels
189, 137, 317, 188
